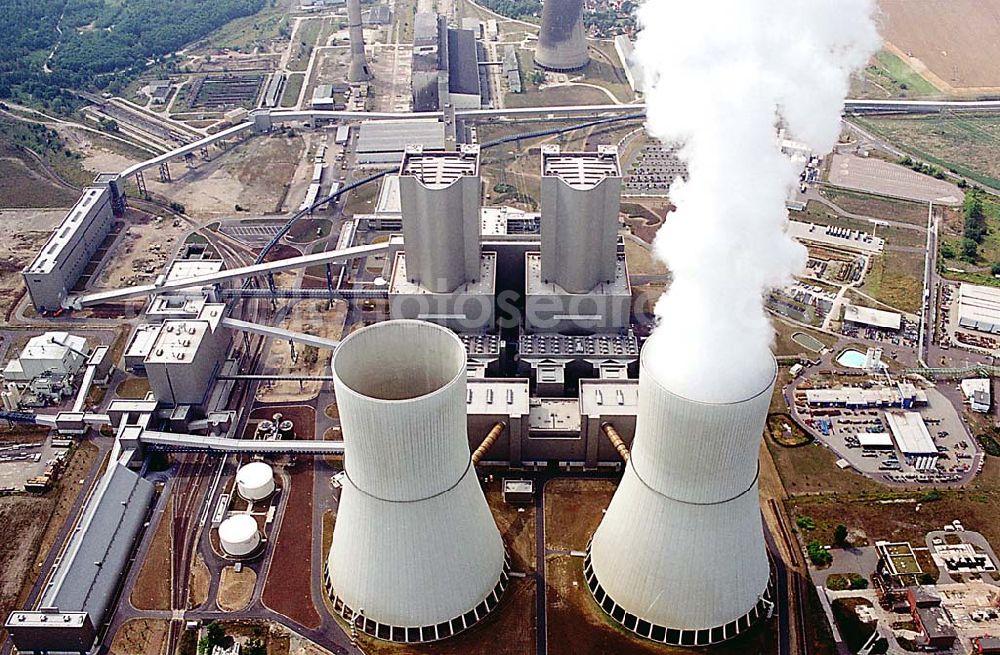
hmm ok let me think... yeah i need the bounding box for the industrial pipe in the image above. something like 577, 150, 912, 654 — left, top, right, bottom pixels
601, 422, 630, 462
471, 422, 506, 465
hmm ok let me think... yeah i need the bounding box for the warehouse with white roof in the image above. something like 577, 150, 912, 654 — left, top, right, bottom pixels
884, 411, 938, 456
844, 304, 902, 331
958, 283, 1000, 334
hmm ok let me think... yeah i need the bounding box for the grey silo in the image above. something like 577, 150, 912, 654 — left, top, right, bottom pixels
398, 145, 482, 293
540, 145, 621, 293
534, 0, 589, 72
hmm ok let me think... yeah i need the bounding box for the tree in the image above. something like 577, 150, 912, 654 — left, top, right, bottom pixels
807, 540, 832, 566
243, 637, 266, 655
961, 237, 979, 263
941, 242, 956, 259
197, 622, 227, 654
834, 524, 849, 547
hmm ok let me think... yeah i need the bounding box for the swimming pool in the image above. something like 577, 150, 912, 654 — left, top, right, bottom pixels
836, 349, 868, 369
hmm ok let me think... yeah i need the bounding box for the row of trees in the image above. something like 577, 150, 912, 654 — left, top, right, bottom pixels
478, 0, 541, 19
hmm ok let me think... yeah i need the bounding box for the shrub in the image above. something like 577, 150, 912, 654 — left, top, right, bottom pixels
807, 540, 832, 566
920, 490, 943, 503
796, 515, 816, 531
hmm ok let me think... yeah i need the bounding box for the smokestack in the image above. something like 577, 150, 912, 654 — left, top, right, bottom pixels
347, 0, 372, 82
324, 320, 509, 643
585, 337, 777, 646
534, 0, 589, 72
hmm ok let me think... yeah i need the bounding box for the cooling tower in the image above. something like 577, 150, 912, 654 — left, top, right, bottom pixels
540, 145, 621, 293
585, 338, 776, 647
534, 0, 589, 72
347, 0, 372, 82
325, 320, 509, 643
398, 145, 482, 294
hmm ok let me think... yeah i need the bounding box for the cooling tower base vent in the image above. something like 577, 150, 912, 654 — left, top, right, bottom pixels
583, 547, 774, 646
324, 553, 511, 643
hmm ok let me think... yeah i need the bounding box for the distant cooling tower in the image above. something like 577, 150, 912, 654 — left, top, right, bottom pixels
534, 0, 589, 72
585, 339, 776, 646
347, 0, 372, 82
324, 320, 509, 643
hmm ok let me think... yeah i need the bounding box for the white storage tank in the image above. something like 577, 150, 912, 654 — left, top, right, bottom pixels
236, 462, 275, 501
218, 514, 261, 557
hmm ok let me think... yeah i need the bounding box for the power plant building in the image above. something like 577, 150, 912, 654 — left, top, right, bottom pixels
23, 185, 116, 312
534, 0, 589, 72
585, 339, 776, 646
143, 304, 230, 407
389, 145, 496, 331
446, 29, 483, 109
527, 146, 630, 333
325, 321, 509, 642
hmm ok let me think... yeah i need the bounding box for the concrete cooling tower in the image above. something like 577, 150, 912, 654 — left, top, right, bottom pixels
324, 320, 509, 643
534, 0, 589, 72
585, 337, 776, 647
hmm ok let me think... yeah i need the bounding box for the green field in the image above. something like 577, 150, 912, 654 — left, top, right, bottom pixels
287, 19, 323, 72
850, 50, 941, 100
852, 113, 1000, 191
280, 73, 305, 108
200, 6, 288, 51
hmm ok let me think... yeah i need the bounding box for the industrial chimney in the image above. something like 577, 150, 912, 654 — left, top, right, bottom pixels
347, 0, 372, 82
534, 0, 589, 72
324, 320, 509, 643
585, 337, 776, 646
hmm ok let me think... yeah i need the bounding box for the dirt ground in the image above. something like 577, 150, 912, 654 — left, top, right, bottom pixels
0, 230, 48, 322
543, 478, 616, 553
879, 0, 1000, 92
94, 210, 187, 289
484, 478, 536, 572
189, 553, 210, 609
0, 156, 79, 208
0, 495, 55, 634
262, 460, 321, 629
256, 300, 346, 403
218, 565, 257, 611
109, 618, 169, 655
131, 496, 173, 611
624, 238, 667, 276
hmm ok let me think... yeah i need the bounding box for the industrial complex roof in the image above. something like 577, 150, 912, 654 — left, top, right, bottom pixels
25, 187, 109, 275
389, 252, 497, 295
579, 379, 640, 417
885, 411, 938, 456
466, 378, 530, 416
401, 145, 479, 188
958, 283, 1000, 334
525, 252, 630, 296
164, 259, 225, 283
356, 120, 446, 156
844, 304, 902, 331
446, 28, 481, 96
542, 145, 621, 189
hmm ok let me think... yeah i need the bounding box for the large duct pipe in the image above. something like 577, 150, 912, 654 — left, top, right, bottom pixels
471, 422, 506, 465
600, 422, 629, 462
325, 320, 508, 643
534, 0, 589, 72
347, 0, 372, 82
585, 337, 776, 647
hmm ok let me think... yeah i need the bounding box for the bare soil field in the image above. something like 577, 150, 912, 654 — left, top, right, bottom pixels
624, 238, 667, 276
94, 210, 187, 289
256, 300, 346, 403
188, 553, 210, 609
261, 460, 321, 629
218, 565, 257, 611
0, 156, 79, 208
543, 478, 616, 553
0, 230, 48, 323
0, 495, 55, 638
131, 496, 173, 611
484, 478, 536, 571
110, 619, 169, 655
879, 0, 1000, 92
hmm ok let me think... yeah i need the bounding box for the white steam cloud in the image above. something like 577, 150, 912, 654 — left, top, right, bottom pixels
637, 0, 880, 402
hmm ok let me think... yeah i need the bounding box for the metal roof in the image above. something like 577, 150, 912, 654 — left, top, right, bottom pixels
356, 119, 446, 154
843, 304, 902, 330
885, 411, 938, 456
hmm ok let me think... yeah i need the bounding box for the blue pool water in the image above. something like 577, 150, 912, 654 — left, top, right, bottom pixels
836, 349, 868, 369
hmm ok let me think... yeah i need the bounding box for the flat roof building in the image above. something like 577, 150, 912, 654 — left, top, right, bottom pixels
2, 332, 89, 384
885, 411, 938, 456
144, 304, 230, 406
23, 185, 116, 312
844, 304, 902, 331
447, 28, 482, 109
356, 120, 446, 165
958, 283, 1000, 334
961, 378, 992, 413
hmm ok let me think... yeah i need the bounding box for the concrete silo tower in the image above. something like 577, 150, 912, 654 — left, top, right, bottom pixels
398, 144, 482, 293
324, 320, 509, 643
540, 144, 621, 293
347, 0, 372, 82
585, 337, 776, 646
534, 0, 589, 71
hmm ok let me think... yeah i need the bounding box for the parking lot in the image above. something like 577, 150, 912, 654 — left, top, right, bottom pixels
797, 386, 978, 485
624, 143, 687, 196
219, 221, 284, 246
938, 282, 1000, 356
841, 316, 919, 351
827, 154, 964, 205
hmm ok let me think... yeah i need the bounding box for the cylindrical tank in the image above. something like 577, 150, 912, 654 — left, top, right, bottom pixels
277, 420, 295, 440
534, 0, 589, 72
236, 462, 275, 501
255, 420, 274, 439
325, 320, 508, 643
218, 514, 261, 558
586, 336, 776, 647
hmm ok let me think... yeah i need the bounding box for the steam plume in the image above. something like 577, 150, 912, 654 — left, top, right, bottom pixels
637, 0, 880, 402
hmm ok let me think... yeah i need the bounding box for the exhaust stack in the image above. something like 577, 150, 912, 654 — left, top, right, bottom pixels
347, 0, 372, 82
324, 320, 509, 643
585, 336, 776, 646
